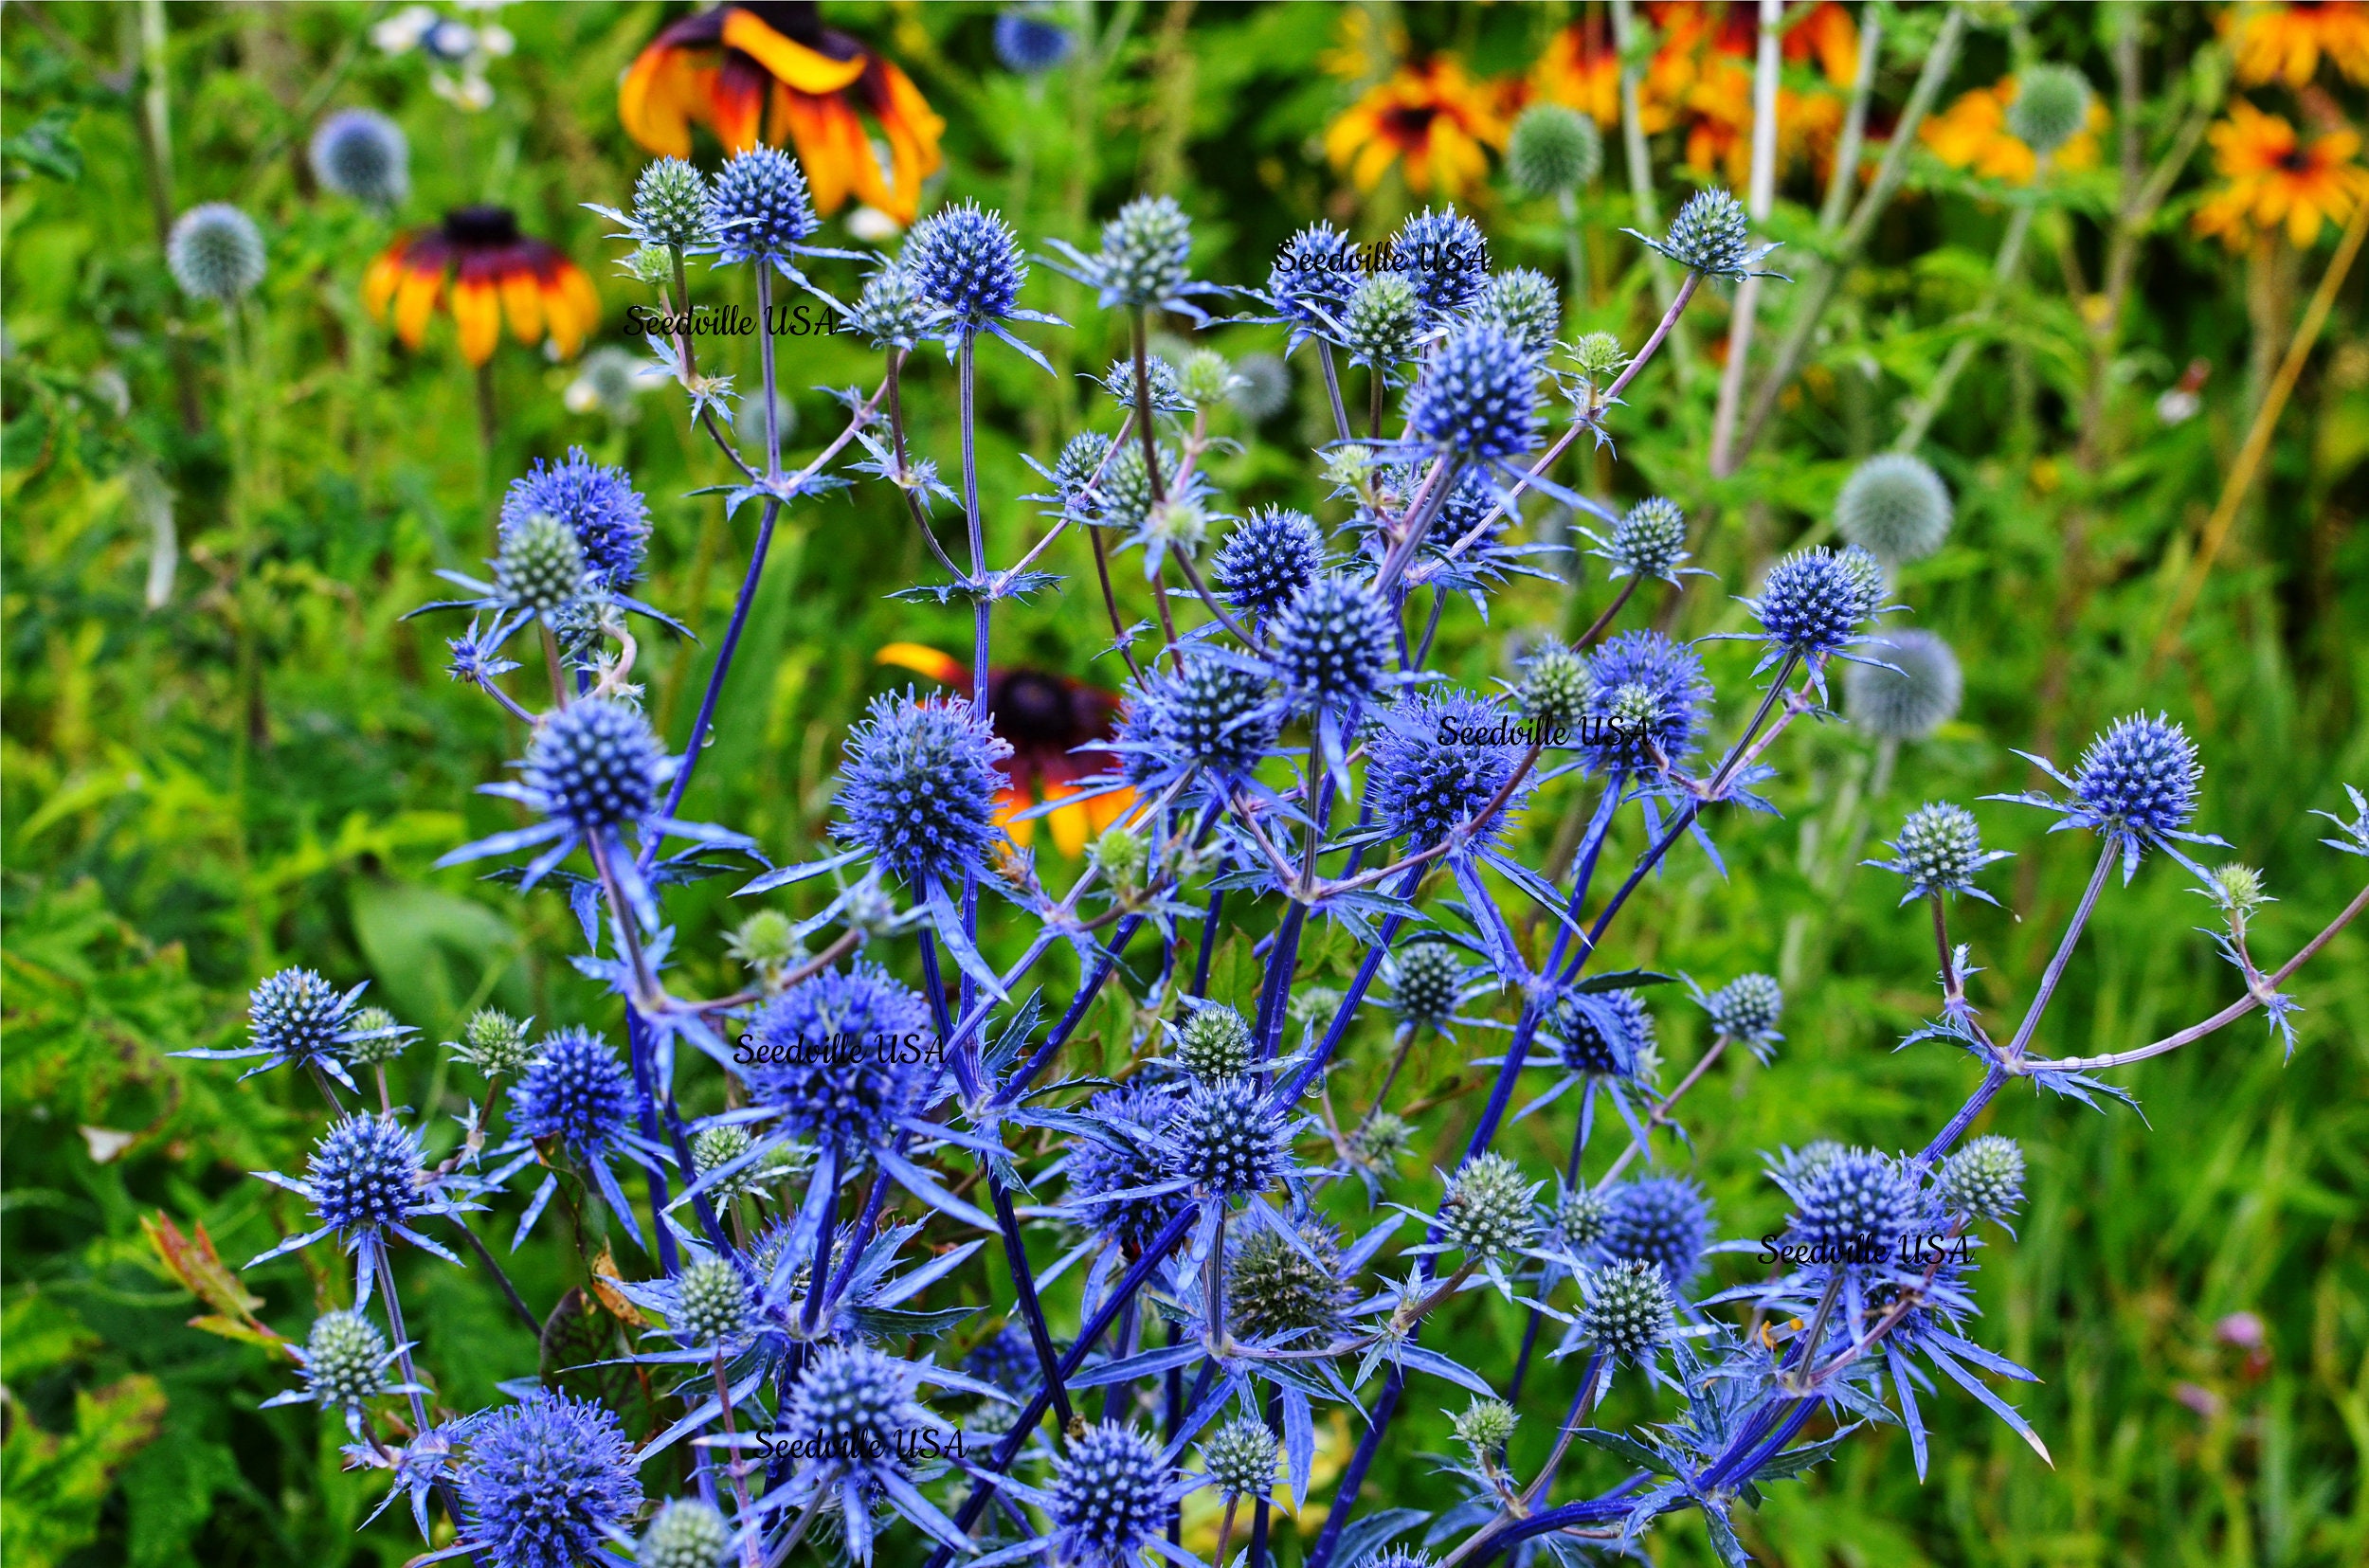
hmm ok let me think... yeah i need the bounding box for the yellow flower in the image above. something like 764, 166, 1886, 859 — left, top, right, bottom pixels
2227, 1, 2369, 88
2192, 100, 2369, 249
1325, 57, 1510, 198
1921, 76, 2106, 185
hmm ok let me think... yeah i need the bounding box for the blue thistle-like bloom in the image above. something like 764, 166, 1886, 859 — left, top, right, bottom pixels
1995, 712, 2221, 882
1701, 973, 1784, 1049
1047, 1424, 1190, 1568
846, 261, 939, 351
501, 448, 651, 588
310, 109, 408, 206
996, 9, 1076, 73
1468, 268, 1559, 354
1585, 496, 1694, 584
1365, 692, 1528, 854
453, 1391, 642, 1568
1160, 1077, 1292, 1199
175, 964, 372, 1088
835, 689, 1012, 888
244, 1113, 473, 1288
963, 1324, 1040, 1397
1869, 802, 2012, 906
1067, 1082, 1189, 1253
1052, 194, 1203, 314
169, 203, 266, 301
625, 156, 714, 251
1272, 575, 1397, 712
1338, 274, 1425, 373
708, 146, 818, 266
1581, 631, 1711, 776
1211, 507, 1325, 617
1577, 1258, 1674, 1363
744, 963, 934, 1149
1112, 653, 1280, 788
1554, 989, 1654, 1078
1404, 324, 1541, 460
781, 1344, 938, 1478
1777, 1147, 1916, 1262
1744, 545, 1885, 662
1630, 188, 1780, 279
1388, 938, 1465, 1029
1265, 223, 1359, 332
523, 698, 668, 834
1389, 207, 1490, 325
1600, 1176, 1712, 1287
507, 1027, 633, 1160
906, 201, 1026, 326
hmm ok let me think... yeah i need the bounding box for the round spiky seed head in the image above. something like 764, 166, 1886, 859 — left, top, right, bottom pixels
1507, 102, 1601, 195
725, 910, 802, 974
1175, 1003, 1255, 1083
1886, 802, 1991, 899
1164, 1077, 1290, 1198
1351, 1111, 1414, 1171
1470, 268, 1560, 354
1092, 824, 1149, 893
1750, 546, 1878, 657
1556, 1183, 1614, 1252
1200, 1417, 1279, 1499
1568, 332, 1627, 386
1273, 576, 1396, 711
633, 157, 714, 250
1289, 986, 1345, 1031
1790, 1147, 1915, 1255
672, 1257, 752, 1345
2072, 713, 2203, 838
1600, 1176, 1712, 1285
1453, 1397, 1519, 1455
1407, 324, 1542, 460
1094, 441, 1179, 532
1179, 350, 1237, 406
1094, 194, 1194, 309
459, 1391, 643, 1568
2008, 64, 2092, 156
303, 1310, 389, 1408
1391, 938, 1462, 1029
1557, 990, 1652, 1078
1847, 630, 1962, 741
1119, 651, 1278, 782
1578, 1258, 1673, 1362
495, 512, 586, 615
849, 263, 935, 351
344, 1006, 410, 1067
1438, 1152, 1538, 1261
1605, 496, 1688, 581
169, 204, 266, 301
310, 109, 408, 206
1341, 272, 1424, 368
1049, 1423, 1174, 1564
1605, 682, 1661, 741
308, 1115, 427, 1234
2205, 862, 2270, 918
638, 1499, 731, 1568
1227, 1220, 1353, 1342
1212, 507, 1324, 617
1229, 351, 1292, 424
1654, 189, 1754, 277
1938, 1135, 2025, 1224
690, 1123, 759, 1200
1518, 643, 1592, 730
1836, 453, 1953, 565
451, 1008, 535, 1078
709, 146, 817, 265
526, 699, 666, 834
1704, 973, 1782, 1043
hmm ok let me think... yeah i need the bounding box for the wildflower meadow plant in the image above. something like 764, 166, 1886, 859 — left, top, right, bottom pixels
172, 150, 2369, 1568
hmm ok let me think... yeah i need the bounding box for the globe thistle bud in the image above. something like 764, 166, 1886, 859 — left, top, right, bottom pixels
343, 1005, 411, 1068
1507, 102, 1601, 195
996, 9, 1076, 74
1704, 973, 1783, 1045
1226, 1220, 1353, 1342
671, 1256, 752, 1345
1212, 507, 1324, 617
1105, 353, 1184, 412
2071, 713, 2203, 839
169, 204, 266, 301
1049, 1424, 1174, 1566
1267, 223, 1358, 332
709, 146, 817, 265
1143, 496, 1209, 559
448, 1008, 535, 1078
1470, 269, 1560, 355
1340, 273, 1424, 369
1788, 1147, 1915, 1257
725, 910, 804, 979
308, 1114, 428, 1235
1641, 189, 1757, 278
1406, 324, 1542, 460
633, 157, 714, 251
1600, 1176, 1712, 1285
1179, 349, 1238, 407
457, 1392, 642, 1567
1555, 1182, 1614, 1253
1323, 443, 1378, 492
1094, 442, 1179, 533
1390, 938, 1462, 1029
1174, 1003, 1255, 1083
494, 512, 587, 616
2008, 64, 2092, 157
1748, 546, 1879, 658
848, 262, 936, 351
1350, 1111, 1414, 1171
301, 1309, 390, 1409
1836, 453, 1953, 566
309, 109, 408, 207
1273, 576, 1396, 712
1092, 194, 1194, 310
1200, 1417, 1279, 1500
1557, 990, 1652, 1078
1600, 496, 1689, 582
1390, 207, 1490, 322
623, 243, 676, 288
1438, 1152, 1540, 1262
1453, 1397, 1519, 1457
691, 1123, 764, 1204
1875, 802, 2002, 902
906, 201, 1026, 325
837, 691, 1011, 887
1287, 986, 1345, 1031
1517, 643, 1592, 730
1568, 332, 1627, 387
1847, 630, 1962, 741
1092, 824, 1149, 894
2202, 862, 2270, 930
1578, 1258, 1674, 1362
1163, 1077, 1290, 1198
1937, 1135, 2025, 1224
782, 1344, 930, 1474
509, 1027, 634, 1158
638, 1498, 731, 1568
525, 699, 666, 836
1229, 351, 1292, 424
746, 963, 933, 1148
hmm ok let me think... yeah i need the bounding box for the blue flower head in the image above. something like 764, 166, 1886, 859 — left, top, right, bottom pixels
1600, 1176, 1711, 1287
1630, 188, 1781, 279
782, 1343, 937, 1476
1049, 1423, 1191, 1568
1868, 802, 2011, 906
507, 1027, 633, 1159
524, 698, 670, 834
310, 109, 408, 206
1390, 207, 1490, 325
1365, 691, 1528, 855
836, 689, 1011, 888
996, 8, 1076, 72
745, 962, 934, 1148
245, 1114, 470, 1286
1996, 712, 2223, 882
962, 1323, 1040, 1397
1582, 630, 1711, 776
1067, 1082, 1188, 1253
1112, 653, 1280, 788
1743, 544, 1886, 665
1263, 222, 1359, 339
709, 146, 818, 266
454, 1391, 643, 1568
1053, 193, 1203, 314
1554, 989, 1653, 1078
501, 449, 651, 588
262, 1309, 419, 1434
1160, 1076, 1292, 1199
1272, 575, 1396, 712
1405, 324, 1541, 460
1211, 507, 1324, 617
1776, 1147, 1915, 1264
906, 201, 1026, 326
175, 965, 373, 1088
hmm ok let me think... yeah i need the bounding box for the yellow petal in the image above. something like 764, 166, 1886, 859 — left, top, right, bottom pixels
723, 9, 867, 95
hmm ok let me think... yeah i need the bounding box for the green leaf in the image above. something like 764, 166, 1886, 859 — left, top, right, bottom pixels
0, 1375, 167, 1568
347, 878, 529, 1034
1566, 1426, 1673, 1473
1, 107, 82, 184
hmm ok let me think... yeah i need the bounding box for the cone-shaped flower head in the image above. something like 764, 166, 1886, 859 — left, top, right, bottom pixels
670, 1256, 752, 1345
493, 513, 587, 615
1174, 1003, 1255, 1084
1082, 193, 1194, 310
1266, 222, 1359, 332
502, 449, 651, 588
1747, 545, 1883, 658
631, 156, 714, 251
508, 1027, 633, 1159
1226, 1219, 1353, 1342
1555, 1183, 1615, 1253
2008, 64, 2093, 156
1638, 188, 1764, 278
1389, 207, 1490, 323
836, 690, 1011, 887
1340, 272, 1423, 369
746, 963, 933, 1149
1517, 642, 1591, 730
848, 261, 936, 351
524, 699, 668, 834
1366, 692, 1526, 851
2072, 713, 2203, 839
1581, 631, 1711, 776
1390, 938, 1462, 1029
1162, 1077, 1292, 1199
448, 1008, 535, 1078
1406, 323, 1541, 460
638, 1499, 731, 1568
1200, 1417, 1280, 1499
1703, 973, 1783, 1045
455, 1390, 643, 1568
245, 966, 366, 1079
296, 1309, 392, 1411
906, 201, 1026, 326
1556, 989, 1653, 1078
1938, 1135, 2026, 1224
1048, 1424, 1182, 1568
709, 146, 818, 264
1213, 507, 1325, 617
1784, 1147, 1915, 1258
1115, 653, 1280, 785
782, 1344, 935, 1475
1273, 576, 1396, 712
1438, 1152, 1539, 1262
1069, 1082, 1188, 1252
1596, 496, 1690, 583
1872, 802, 2005, 903
1600, 1176, 1712, 1286
308, 1114, 429, 1235
1469, 268, 1560, 354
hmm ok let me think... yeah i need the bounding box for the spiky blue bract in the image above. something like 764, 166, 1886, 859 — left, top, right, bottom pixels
1555, 989, 1653, 1077
1405, 323, 1541, 460
1114, 653, 1279, 786
1366, 692, 1526, 852
523, 698, 668, 834
1847, 629, 1962, 740
1162, 1076, 1291, 1199
309, 1114, 429, 1235
169, 203, 266, 301
507, 1027, 632, 1158
1068, 1082, 1187, 1253
1048, 1423, 1180, 1568
1746, 545, 1883, 658
1212, 507, 1324, 617
835, 690, 1011, 887
782, 1343, 934, 1473
709, 146, 818, 265
501, 449, 651, 587
455, 1390, 642, 1568
310, 109, 408, 206
1781, 1147, 1915, 1259
1600, 1176, 1712, 1287
1389, 207, 1490, 324
745, 963, 933, 1148
1266, 222, 1359, 332
906, 201, 1026, 326
1273, 575, 1396, 712
994, 9, 1075, 73
1581, 631, 1711, 775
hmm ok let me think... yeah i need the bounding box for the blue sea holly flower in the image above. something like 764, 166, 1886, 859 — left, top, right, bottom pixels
1599, 1176, 1712, 1289
1046, 193, 1225, 322
261, 1310, 425, 1436
310, 108, 408, 207
996, 8, 1075, 73
1580, 630, 1712, 781
1045, 1424, 1202, 1568
742, 962, 934, 1151
426, 1391, 642, 1568
246, 1114, 477, 1301
1272, 575, 1396, 714
1405, 323, 1541, 462
1772, 1146, 1916, 1267
174, 964, 378, 1090
829, 688, 1011, 913
1109, 652, 1282, 793
708, 145, 820, 268
1253, 222, 1360, 350
1992, 712, 2228, 882
169, 202, 266, 301
905, 201, 1062, 366
1063, 1081, 1193, 1258
501, 448, 652, 589
1365, 691, 1530, 859
1158, 1076, 1295, 1201
1733, 544, 1890, 685
1389, 207, 1491, 326
768, 1344, 975, 1561
1211, 506, 1325, 619
492, 1025, 671, 1251
1868, 802, 2012, 906
1626, 188, 1783, 280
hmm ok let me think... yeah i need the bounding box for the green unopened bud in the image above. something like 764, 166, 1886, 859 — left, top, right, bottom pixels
1324, 443, 1377, 492
624, 243, 677, 288
1453, 1397, 1519, 1456
1179, 349, 1238, 407
447, 1008, 535, 1078
344, 1005, 411, 1067
1092, 824, 1149, 893
725, 909, 805, 980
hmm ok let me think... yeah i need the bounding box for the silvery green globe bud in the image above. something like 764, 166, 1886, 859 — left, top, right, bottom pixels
639, 1498, 731, 1568
1108, 354, 1184, 412
634, 157, 714, 251
1577, 1257, 1673, 1362
1341, 272, 1423, 369
1229, 351, 1292, 424
1938, 1135, 2025, 1224
624, 243, 676, 288
1095, 193, 1194, 309
1881, 802, 1993, 900
343, 1005, 411, 1067
1453, 1397, 1519, 1456
1438, 1152, 1539, 1262
1602, 496, 1688, 582
1091, 823, 1149, 893
692, 1123, 773, 1204
1646, 189, 1754, 278
1179, 350, 1238, 407
1518, 643, 1591, 730
1507, 102, 1601, 196
1350, 1110, 1414, 1171
1604, 682, 1662, 741
169, 203, 266, 301
1390, 938, 1462, 1029
1144, 496, 1209, 558
1175, 1003, 1254, 1083
1470, 269, 1560, 355
2205, 862, 2270, 922
1847, 630, 1962, 741
673, 1257, 751, 1345
495, 512, 587, 615
2008, 65, 2092, 156
1200, 1417, 1279, 1499
1555, 1182, 1614, 1252
725, 909, 802, 974
1569, 332, 1626, 386
849, 263, 934, 351
1226, 1220, 1353, 1341
310, 109, 408, 207
1703, 973, 1782, 1045
448, 1008, 536, 1078
303, 1309, 390, 1407
1836, 453, 1953, 565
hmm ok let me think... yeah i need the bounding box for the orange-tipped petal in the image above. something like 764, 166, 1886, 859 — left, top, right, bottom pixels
994, 784, 1035, 848
777, 88, 865, 215
712, 63, 768, 153
1046, 792, 1091, 859
620, 45, 702, 158
542, 266, 596, 359
723, 9, 869, 95
362, 246, 406, 322
875, 643, 967, 684
498, 268, 545, 345
451, 276, 501, 366
1086, 786, 1135, 835
391, 263, 443, 350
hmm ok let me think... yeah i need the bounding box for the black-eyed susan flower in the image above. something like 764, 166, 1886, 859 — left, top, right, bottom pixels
363, 206, 598, 366
2193, 100, 2369, 249
1324, 57, 1509, 199
2227, 1, 2369, 89
619, 0, 944, 225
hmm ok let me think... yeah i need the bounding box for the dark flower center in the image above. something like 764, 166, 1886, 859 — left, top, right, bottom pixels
1382, 104, 1439, 145
993, 670, 1089, 747
443, 206, 521, 247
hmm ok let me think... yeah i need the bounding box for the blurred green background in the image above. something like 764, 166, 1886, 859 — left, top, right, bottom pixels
4, 3, 2365, 1565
